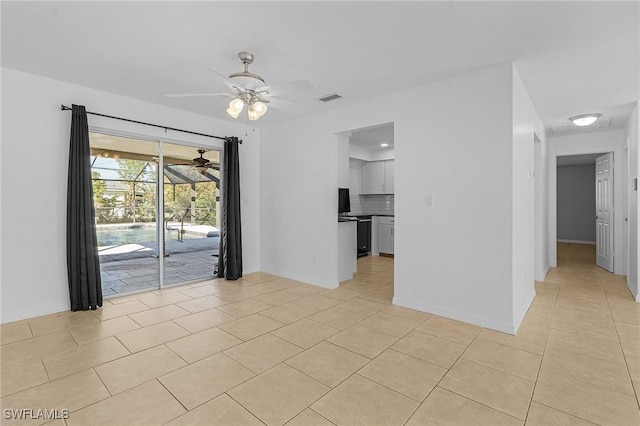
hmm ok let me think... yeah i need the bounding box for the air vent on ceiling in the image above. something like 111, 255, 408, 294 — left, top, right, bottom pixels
318, 93, 342, 102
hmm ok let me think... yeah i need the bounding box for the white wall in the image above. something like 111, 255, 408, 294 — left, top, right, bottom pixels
337, 134, 350, 188
260, 63, 542, 333
511, 67, 541, 329
548, 130, 627, 275
349, 160, 362, 195
395, 64, 514, 333
259, 116, 341, 287
0, 68, 260, 323
534, 133, 550, 282
625, 103, 639, 300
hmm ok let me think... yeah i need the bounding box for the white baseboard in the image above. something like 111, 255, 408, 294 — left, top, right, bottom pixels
535, 264, 551, 282
629, 277, 640, 302
392, 297, 516, 335
2, 303, 70, 324
543, 264, 551, 279
557, 239, 596, 245
260, 267, 338, 290
513, 289, 536, 332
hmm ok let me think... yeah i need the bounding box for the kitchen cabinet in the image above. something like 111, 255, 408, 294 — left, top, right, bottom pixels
377, 216, 394, 255
383, 160, 394, 193
360, 160, 394, 194
361, 161, 384, 194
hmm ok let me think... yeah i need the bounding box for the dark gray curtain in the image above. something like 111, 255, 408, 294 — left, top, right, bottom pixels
67, 104, 102, 310
217, 137, 243, 280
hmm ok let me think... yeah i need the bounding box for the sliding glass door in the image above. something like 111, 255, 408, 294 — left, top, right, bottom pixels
162, 142, 221, 287
89, 132, 221, 297
90, 133, 160, 296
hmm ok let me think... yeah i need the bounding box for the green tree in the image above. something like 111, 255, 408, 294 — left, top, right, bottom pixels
117, 159, 156, 222
163, 183, 191, 220
92, 171, 116, 223
195, 181, 218, 226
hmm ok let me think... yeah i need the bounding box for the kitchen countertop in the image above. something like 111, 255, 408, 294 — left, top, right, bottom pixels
338, 217, 358, 222
338, 213, 394, 222
345, 213, 394, 217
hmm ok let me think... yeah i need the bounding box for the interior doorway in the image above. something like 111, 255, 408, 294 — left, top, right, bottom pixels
338, 122, 395, 302
89, 132, 221, 297
556, 152, 610, 270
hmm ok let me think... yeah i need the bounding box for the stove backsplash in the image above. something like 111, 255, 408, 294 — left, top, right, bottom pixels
349, 194, 394, 215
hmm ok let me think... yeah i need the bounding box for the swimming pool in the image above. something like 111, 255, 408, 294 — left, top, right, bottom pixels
96, 225, 202, 247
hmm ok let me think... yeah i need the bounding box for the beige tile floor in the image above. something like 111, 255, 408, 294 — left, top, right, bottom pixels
1, 243, 639, 425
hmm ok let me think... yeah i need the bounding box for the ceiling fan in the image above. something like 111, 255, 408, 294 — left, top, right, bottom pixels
192, 149, 217, 175
165, 51, 315, 120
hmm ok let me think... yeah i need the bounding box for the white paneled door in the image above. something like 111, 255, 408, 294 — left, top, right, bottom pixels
595, 153, 613, 272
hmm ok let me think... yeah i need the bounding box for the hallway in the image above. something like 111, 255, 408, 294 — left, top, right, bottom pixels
522, 242, 639, 424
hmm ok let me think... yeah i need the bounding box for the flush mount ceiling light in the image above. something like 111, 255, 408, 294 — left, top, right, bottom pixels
570, 114, 601, 127
380, 143, 389, 147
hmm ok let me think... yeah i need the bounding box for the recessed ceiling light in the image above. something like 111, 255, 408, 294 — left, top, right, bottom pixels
380, 143, 389, 147
570, 114, 601, 127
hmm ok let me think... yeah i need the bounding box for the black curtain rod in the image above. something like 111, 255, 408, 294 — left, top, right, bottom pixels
60, 104, 240, 143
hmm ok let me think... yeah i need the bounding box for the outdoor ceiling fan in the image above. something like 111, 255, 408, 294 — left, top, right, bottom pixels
192, 149, 217, 175
165, 51, 315, 121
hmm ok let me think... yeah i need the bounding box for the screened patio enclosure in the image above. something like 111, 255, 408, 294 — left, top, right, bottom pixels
89, 132, 221, 296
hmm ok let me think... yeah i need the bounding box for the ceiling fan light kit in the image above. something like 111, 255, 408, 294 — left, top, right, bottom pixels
248, 100, 267, 121
226, 98, 244, 119
569, 113, 601, 127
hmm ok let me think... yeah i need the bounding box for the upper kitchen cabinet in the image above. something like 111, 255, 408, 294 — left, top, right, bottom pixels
347, 122, 394, 194
361, 160, 394, 194
361, 161, 384, 194
384, 160, 394, 193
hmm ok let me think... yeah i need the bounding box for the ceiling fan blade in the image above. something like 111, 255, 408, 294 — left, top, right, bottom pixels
207, 66, 244, 91
266, 98, 307, 115
164, 93, 233, 98
254, 79, 315, 97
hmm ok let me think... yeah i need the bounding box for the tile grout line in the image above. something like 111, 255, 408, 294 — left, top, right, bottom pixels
155, 378, 191, 414
223, 392, 269, 425
522, 288, 555, 424
306, 406, 338, 425
160, 342, 192, 366
532, 400, 608, 425
401, 328, 482, 425
617, 330, 640, 412
91, 366, 115, 397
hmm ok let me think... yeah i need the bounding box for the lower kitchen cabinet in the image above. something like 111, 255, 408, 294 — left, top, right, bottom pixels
378, 217, 394, 255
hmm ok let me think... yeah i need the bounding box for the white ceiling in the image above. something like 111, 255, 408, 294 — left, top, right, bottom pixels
557, 153, 604, 166
350, 123, 394, 150
2, 2, 638, 132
